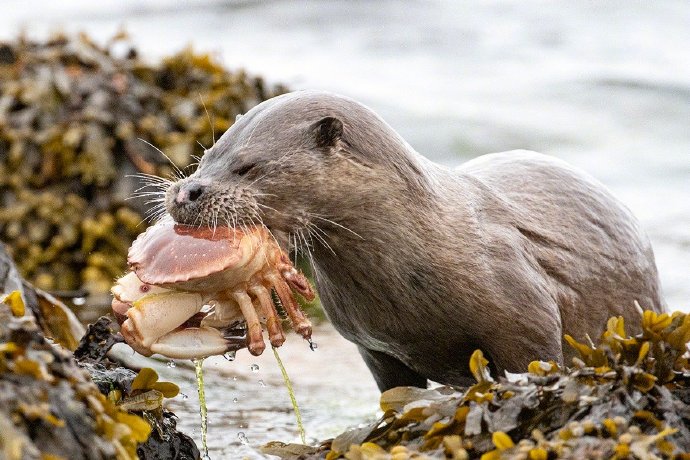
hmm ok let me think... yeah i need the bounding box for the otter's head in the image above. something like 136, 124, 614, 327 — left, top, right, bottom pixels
165, 90, 429, 253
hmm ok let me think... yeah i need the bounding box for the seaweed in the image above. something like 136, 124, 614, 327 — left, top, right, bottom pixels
75, 315, 200, 459
0, 288, 151, 459
0, 32, 287, 296
269, 310, 690, 459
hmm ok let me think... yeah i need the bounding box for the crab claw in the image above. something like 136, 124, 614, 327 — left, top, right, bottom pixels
113, 271, 251, 359
122, 291, 205, 352
150, 326, 247, 359
111, 272, 169, 325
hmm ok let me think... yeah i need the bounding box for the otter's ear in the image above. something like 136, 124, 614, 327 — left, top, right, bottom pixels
312, 116, 343, 148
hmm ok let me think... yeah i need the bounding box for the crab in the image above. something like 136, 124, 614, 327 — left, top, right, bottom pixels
111, 220, 314, 359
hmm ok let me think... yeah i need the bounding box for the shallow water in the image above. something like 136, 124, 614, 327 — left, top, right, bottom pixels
3, 1, 689, 457
112, 325, 380, 459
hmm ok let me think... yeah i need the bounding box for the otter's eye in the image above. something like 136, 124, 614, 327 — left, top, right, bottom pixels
234, 164, 257, 176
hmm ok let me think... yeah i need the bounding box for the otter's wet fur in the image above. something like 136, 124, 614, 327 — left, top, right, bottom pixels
164, 90, 665, 391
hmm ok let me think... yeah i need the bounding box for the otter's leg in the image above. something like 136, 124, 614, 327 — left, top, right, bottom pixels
358, 347, 427, 392
482, 301, 564, 375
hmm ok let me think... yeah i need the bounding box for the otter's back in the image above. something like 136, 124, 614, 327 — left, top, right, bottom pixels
458, 150, 664, 344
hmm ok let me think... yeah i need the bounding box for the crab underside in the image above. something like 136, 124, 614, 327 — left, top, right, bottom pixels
111, 221, 314, 359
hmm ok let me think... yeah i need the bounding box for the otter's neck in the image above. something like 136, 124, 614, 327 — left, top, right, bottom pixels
307, 164, 472, 349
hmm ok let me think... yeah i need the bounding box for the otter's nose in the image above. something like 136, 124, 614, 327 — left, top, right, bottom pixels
175, 181, 206, 204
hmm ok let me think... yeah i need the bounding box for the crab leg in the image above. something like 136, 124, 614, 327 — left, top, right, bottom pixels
276, 254, 316, 301
199, 298, 243, 328
232, 290, 266, 356
267, 272, 312, 340
249, 284, 286, 347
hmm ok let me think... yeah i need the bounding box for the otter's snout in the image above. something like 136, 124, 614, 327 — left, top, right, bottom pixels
165, 178, 213, 225
174, 180, 207, 205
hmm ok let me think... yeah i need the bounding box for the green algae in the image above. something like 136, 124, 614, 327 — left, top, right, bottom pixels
193, 358, 210, 459
273, 346, 307, 445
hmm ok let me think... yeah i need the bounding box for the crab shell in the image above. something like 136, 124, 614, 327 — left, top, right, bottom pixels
129, 221, 266, 292
113, 220, 315, 359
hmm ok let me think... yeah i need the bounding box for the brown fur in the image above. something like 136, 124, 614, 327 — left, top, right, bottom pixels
165, 90, 665, 391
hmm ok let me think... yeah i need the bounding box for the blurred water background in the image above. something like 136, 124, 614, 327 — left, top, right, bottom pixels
2, 1, 688, 458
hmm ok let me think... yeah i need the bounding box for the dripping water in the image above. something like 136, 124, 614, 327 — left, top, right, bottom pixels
193, 358, 209, 459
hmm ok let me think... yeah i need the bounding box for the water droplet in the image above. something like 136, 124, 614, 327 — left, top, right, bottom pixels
223, 351, 236, 361
249, 364, 259, 372
181, 393, 188, 400
233, 397, 238, 403
202, 454, 211, 460
238, 432, 249, 445
167, 360, 176, 368
258, 379, 266, 387
308, 339, 318, 351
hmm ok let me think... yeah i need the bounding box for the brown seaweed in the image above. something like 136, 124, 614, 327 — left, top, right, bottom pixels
269, 310, 690, 459
1, 260, 151, 459
0, 32, 287, 298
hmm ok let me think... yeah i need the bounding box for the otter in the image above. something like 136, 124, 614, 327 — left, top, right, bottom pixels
165, 90, 665, 391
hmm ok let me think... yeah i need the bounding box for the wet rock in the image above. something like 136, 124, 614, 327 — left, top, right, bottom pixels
75, 315, 200, 460
1, 242, 85, 349
0, 244, 150, 459
81, 361, 137, 396
74, 315, 124, 362
137, 411, 200, 460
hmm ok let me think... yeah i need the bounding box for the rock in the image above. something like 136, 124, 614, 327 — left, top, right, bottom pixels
74, 316, 124, 363
136, 412, 200, 460
75, 315, 200, 460
1, 243, 151, 459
